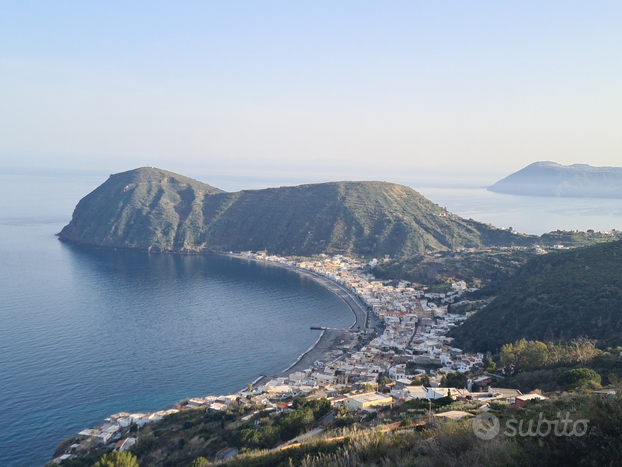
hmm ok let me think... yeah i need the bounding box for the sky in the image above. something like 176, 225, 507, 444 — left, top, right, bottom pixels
1, 1, 621, 186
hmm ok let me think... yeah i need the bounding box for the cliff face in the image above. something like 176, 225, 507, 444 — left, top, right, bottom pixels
59, 167, 536, 256
488, 161, 622, 198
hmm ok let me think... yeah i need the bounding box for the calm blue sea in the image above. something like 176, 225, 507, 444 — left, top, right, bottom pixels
0, 172, 354, 467
1, 170, 621, 467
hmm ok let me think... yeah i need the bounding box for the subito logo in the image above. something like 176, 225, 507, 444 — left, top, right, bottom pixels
473, 413, 500, 440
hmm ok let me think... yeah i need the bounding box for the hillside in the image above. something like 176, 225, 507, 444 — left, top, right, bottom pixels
450, 240, 622, 352
58, 167, 537, 257
54, 391, 622, 467
372, 249, 535, 290
488, 161, 622, 198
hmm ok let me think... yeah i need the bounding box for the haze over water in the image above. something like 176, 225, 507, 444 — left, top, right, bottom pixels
1, 169, 622, 466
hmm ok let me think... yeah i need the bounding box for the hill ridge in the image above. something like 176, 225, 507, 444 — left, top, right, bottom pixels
59, 167, 537, 257
449, 240, 622, 351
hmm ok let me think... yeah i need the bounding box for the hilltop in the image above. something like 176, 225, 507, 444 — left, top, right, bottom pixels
450, 240, 622, 352
488, 161, 622, 198
58, 167, 537, 257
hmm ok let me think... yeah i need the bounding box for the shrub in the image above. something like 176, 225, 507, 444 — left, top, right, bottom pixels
557, 368, 601, 389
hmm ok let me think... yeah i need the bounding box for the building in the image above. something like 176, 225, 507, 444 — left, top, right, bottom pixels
345, 392, 393, 411
514, 393, 549, 407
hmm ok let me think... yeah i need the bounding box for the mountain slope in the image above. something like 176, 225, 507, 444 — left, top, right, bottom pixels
58, 167, 536, 256
488, 161, 622, 198
450, 240, 622, 352
58, 167, 225, 251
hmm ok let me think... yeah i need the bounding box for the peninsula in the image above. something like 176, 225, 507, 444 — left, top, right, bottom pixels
58, 167, 537, 256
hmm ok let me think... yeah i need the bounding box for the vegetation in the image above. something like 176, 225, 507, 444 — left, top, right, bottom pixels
215, 393, 622, 467
374, 235, 619, 291
58, 384, 622, 467
450, 241, 622, 352
479, 337, 622, 394
373, 248, 536, 288
440, 372, 468, 389
232, 397, 331, 450
93, 452, 138, 467
499, 338, 599, 376
59, 167, 541, 257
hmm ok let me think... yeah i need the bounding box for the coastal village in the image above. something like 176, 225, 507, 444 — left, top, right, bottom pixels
51, 249, 546, 465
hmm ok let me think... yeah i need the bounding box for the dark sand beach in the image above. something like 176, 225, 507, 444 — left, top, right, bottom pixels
225, 254, 372, 387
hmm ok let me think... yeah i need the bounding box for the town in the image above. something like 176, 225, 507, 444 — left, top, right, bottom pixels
51, 250, 549, 464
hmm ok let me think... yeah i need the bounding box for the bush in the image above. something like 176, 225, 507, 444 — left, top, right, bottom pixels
94, 451, 138, 467
557, 368, 601, 389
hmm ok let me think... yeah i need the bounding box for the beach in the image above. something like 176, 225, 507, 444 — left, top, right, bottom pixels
224, 253, 374, 386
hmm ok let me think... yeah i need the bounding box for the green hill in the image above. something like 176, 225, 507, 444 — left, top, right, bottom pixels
58, 167, 536, 257
450, 240, 622, 352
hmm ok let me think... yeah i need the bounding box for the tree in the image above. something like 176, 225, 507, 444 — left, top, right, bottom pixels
275, 408, 315, 440
190, 458, 209, 467
94, 451, 139, 467
440, 372, 468, 389
360, 383, 375, 392
569, 337, 599, 364
412, 375, 431, 387
303, 398, 331, 420
500, 339, 550, 374
557, 368, 602, 389
483, 357, 496, 372
377, 376, 391, 386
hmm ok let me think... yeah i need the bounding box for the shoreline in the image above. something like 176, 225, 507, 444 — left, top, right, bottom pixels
48, 250, 376, 464
221, 252, 372, 387
223, 252, 369, 329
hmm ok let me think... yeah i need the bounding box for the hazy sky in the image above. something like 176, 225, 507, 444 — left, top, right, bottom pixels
1, 1, 621, 184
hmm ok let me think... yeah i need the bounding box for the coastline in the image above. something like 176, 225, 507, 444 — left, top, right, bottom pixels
223, 252, 369, 329
48, 250, 377, 465
221, 252, 372, 387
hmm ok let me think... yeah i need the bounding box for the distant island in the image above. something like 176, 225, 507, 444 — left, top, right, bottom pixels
58, 167, 538, 257
488, 161, 622, 198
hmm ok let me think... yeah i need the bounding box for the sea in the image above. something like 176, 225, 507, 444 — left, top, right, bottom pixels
1, 169, 621, 466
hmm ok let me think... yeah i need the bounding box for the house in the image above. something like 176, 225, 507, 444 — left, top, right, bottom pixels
110, 412, 132, 427
345, 392, 393, 411
488, 388, 521, 403
388, 365, 407, 380
327, 395, 348, 406
394, 378, 412, 389
132, 413, 162, 427
314, 373, 337, 386
288, 371, 306, 383
187, 398, 208, 409
426, 387, 458, 400
514, 393, 549, 407
114, 437, 137, 452
391, 385, 427, 402
209, 402, 228, 412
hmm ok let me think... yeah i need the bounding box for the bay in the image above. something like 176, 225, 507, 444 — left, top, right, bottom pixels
0, 171, 354, 466
2, 170, 622, 466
